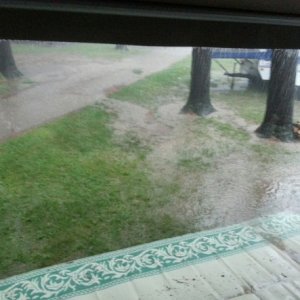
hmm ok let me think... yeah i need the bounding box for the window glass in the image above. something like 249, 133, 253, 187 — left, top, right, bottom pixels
0, 41, 299, 284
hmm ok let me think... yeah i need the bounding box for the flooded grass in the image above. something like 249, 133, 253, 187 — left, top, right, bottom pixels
177, 149, 214, 171
214, 90, 267, 124
0, 106, 187, 278
176, 117, 252, 175
111, 57, 191, 109
111, 57, 235, 110
205, 118, 250, 142
1, 53, 300, 279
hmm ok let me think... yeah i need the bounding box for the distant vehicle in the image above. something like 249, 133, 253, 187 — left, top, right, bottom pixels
212, 48, 300, 98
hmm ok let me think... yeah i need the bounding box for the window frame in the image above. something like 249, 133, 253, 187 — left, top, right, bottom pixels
1, 1, 300, 48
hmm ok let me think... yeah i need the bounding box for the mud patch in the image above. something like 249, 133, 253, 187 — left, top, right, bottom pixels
103, 97, 300, 232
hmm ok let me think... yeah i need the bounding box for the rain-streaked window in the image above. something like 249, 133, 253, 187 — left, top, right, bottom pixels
1, 40, 300, 298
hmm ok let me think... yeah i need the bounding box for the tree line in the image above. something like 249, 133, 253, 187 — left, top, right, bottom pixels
0, 42, 298, 142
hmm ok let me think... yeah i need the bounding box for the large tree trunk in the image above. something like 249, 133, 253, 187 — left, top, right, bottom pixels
256, 49, 298, 142
181, 47, 215, 116
0, 40, 22, 79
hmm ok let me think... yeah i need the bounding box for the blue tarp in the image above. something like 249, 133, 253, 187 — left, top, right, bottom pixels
211, 49, 272, 60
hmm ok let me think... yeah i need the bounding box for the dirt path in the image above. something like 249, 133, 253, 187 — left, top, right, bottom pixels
104, 98, 300, 231
0, 46, 190, 141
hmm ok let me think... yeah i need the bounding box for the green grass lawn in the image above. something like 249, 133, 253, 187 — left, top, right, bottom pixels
110, 58, 235, 110
211, 59, 235, 73
0, 106, 187, 279
111, 57, 191, 109
214, 90, 267, 123
214, 90, 300, 124
12, 42, 148, 60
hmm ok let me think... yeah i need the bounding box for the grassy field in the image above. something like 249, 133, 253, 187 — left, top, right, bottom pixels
111, 57, 191, 109
12, 42, 148, 60
214, 91, 267, 123
0, 106, 187, 278
110, 57, 236, 110
214, 90, 300, 124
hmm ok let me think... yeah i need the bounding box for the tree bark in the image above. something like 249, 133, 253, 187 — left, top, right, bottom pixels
0, 40, 22, 79
181, 47, 215, 116
248, 73, 265, 91
256, 49, 298, 141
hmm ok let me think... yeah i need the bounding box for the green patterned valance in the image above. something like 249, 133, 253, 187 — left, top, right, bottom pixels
1, 213, 300, 300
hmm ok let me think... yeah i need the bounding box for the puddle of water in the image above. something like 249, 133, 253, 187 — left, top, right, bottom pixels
186, 163, 300, 231
263, 175, 300, 214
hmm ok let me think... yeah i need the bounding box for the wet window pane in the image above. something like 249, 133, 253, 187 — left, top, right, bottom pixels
0, 42, 300, 297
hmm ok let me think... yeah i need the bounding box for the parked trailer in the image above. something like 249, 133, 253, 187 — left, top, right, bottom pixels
211, 49, 300, 98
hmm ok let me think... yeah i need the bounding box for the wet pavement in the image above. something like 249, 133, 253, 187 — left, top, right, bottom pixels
264, 174, 300, 213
